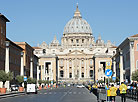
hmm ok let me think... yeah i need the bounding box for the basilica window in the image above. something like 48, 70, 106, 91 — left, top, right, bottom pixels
82, 72, 84, 78
82, 60, 84, 64
90, 70, 93, 77
60, 70, 64, 77
90, 60, 92, 65
76, 39, 79, 43
69, 73, 72, 78
82, 39, 84, 43
69, 50, 71, 52
43, 49, 46, 54
71, 39, 73, 43
69, 60, 72, 65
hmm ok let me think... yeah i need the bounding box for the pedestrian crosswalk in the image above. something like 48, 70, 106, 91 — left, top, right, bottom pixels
39, 92, 87, 95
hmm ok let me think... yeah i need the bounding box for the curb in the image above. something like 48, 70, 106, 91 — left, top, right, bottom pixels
0, 92, 25, 99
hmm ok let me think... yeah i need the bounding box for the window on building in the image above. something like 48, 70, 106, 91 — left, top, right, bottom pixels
69, 50, 71, 52
53, 50, 55, 53
43, 49, 46, 54
69, 73, 72, 78
60, 60, 63, 65
60, 70, 64, 77
90, 60, 92, 65
82, 72, 84, 78
76, 39, 79, 43
71, 39, 73, 43
90, 70, 93, 77
136, 60, 138, 69
82, 67, 84, 69
70, 67, 72, 69
69, 60, 72, 64
81, 50, 83, 52
82, 39, 84, 43
1, 26, 3, 34
82, 60, 84, 64
137, 44, 138, 51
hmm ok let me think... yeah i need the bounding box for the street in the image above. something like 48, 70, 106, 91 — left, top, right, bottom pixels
0, 87, 97, 102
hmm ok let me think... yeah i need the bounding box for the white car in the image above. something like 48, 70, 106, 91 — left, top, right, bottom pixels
76, 84, 85, 88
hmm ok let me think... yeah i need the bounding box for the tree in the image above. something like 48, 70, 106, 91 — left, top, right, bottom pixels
38, 79, 43, 85
0, 70, 13, 88
27, 77, 36, 84
132, 70, 138, 81
16, 75, 24, 87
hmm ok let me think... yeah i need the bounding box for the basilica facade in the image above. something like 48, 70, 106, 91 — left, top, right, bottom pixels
34, 5, 116, 83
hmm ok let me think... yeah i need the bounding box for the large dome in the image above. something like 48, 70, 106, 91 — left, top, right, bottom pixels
63, 5, 92, 34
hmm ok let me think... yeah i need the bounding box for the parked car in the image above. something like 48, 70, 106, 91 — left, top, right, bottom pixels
11, 85, 19, 91
76, 84, 85, 88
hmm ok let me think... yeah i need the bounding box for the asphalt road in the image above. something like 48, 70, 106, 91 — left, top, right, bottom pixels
0, 86, 97, 102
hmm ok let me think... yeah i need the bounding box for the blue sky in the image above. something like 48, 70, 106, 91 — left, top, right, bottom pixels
1, 0, 138, 47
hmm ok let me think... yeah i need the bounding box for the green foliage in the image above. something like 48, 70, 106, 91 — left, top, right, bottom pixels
16, 75, 24, 86
98, 79, 104, 83
38, 79, 43, 85
0, 70, 13, 87
132, 70, 138, 81
27, 77, 36, 84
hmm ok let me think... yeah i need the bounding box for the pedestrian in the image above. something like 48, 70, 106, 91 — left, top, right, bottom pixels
110, 84, 117, 102
105, 83, 110, 102
119, 82, 127, 102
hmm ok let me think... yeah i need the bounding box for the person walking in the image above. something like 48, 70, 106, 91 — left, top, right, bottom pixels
110, 84, 117, 102
105, 83, 110, 102
119, 82, 127, 102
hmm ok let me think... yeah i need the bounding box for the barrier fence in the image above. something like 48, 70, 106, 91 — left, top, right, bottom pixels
86, 86, 138, 102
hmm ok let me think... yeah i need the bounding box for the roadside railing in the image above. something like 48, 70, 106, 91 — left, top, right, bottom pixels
86, 85, 138, 102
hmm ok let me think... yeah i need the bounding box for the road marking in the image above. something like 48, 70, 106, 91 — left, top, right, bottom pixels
44, 93, 47, 94
49, 92, 52, 94
56, 88, 72, 102
54, 92, 56, 94
73, 92, 76, 94
78, 92, 81, 94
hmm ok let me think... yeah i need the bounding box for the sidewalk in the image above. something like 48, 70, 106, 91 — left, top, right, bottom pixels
0, 91, 25, 99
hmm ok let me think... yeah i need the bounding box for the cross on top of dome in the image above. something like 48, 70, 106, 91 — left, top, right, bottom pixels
73, 3, 82, 18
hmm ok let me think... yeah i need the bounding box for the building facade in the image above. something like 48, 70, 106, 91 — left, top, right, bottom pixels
0, 13, 9, 70
34, 5, 116, 83
14, 42, 34, 77
113, 34, 138, 83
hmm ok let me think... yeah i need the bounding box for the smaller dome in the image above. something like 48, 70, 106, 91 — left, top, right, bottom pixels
96, 35, 104, 46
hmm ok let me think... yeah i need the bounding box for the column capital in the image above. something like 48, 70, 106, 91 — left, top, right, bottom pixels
5, 41, 10, 47
21, 52, 24, 56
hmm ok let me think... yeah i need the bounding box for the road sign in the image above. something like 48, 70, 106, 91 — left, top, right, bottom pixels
105, 69, 112, 77
106, 62, 112, 69
112, 77, 116, 81
24, 76, 27, 81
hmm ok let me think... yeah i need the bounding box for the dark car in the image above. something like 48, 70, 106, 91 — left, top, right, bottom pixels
11, 85, 19, 91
